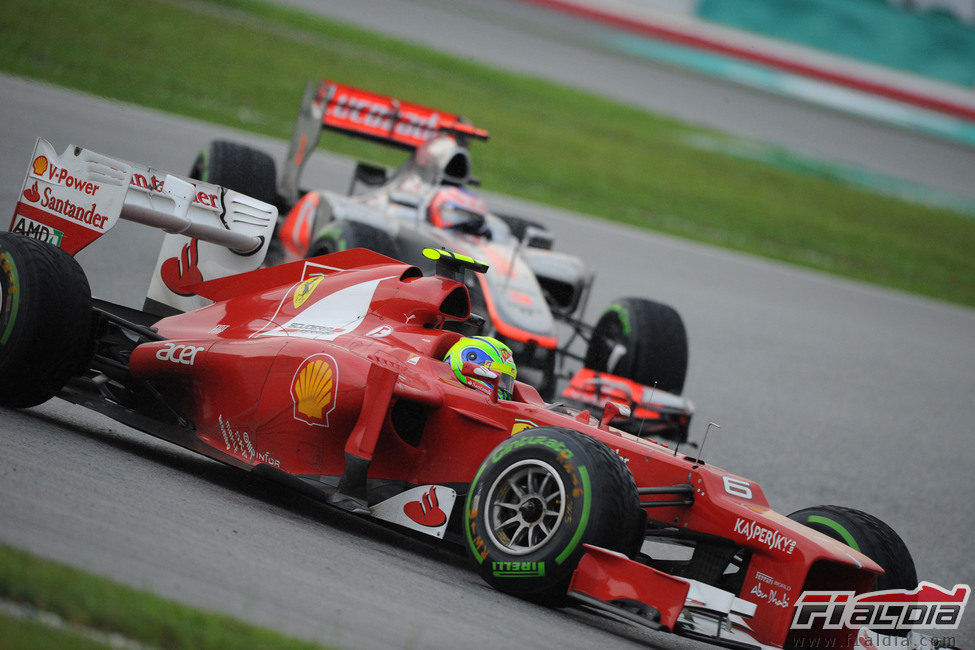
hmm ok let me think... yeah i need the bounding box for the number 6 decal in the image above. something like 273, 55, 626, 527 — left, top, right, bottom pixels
723, 476, 753, 499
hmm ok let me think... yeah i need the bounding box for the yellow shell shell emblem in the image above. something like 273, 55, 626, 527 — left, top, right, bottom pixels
293, 275, 324, 309
291, 353, 338, 427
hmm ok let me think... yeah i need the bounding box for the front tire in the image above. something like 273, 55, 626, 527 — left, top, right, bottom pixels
465, 427, 642, 603
584, 297, 688, 394
0, 233, 94, 408
788, 505, 917, 593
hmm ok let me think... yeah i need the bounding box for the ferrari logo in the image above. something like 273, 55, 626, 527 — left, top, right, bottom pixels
293, 275, 324, 309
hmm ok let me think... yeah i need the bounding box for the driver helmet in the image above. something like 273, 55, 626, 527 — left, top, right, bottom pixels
427, 187, 488, 233
444, 336, 517, 400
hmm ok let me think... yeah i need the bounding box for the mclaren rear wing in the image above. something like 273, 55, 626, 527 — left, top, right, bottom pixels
278, 79, 490, 204
9, 137, 278, 315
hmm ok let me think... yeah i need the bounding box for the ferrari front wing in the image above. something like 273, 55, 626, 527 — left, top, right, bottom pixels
569, 545, 772, 649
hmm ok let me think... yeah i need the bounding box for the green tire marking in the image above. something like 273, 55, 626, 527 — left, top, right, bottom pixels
491, 561, 545, 578
464, 462, 489, 564
808, 515, 860, 552
607, 303, 631, 336
470, 443, 591, 568
310, 224, 340, 251
556, 464, 591, 565
1, 252, 20, 346
197, 149, 210, 182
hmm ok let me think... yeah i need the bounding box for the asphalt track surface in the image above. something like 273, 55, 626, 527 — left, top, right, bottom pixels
1, 72, 974, 648
0, 7, 974, 650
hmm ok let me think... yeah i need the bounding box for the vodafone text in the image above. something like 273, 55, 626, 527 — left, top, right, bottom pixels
329, 93, 441, 141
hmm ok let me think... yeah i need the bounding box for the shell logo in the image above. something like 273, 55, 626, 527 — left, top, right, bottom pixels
291, 353, 339, 427
32, 156, 48, 176
293, 275, 324, 310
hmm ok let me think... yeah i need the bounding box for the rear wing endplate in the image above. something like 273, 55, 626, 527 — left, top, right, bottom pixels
9, 137, 278, 315
278, 80, 489, 204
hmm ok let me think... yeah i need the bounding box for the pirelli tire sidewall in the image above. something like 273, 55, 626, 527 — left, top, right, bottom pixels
0, 233, 94, 408
465, 427, 641, 602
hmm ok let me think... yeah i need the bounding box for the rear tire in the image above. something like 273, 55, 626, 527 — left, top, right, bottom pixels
0, 233, 94, 408
189, 140, 278, 208
584, 297, 688, 394
464, 427, 643, 604
307, 219, 401, 260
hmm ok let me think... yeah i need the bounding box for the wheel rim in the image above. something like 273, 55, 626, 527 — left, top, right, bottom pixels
484, 459, 566, 555
588, 312, 627, 374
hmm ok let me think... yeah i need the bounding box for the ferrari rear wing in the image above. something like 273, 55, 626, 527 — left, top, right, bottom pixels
9, 137, 278, 315
278, 80, 489, 204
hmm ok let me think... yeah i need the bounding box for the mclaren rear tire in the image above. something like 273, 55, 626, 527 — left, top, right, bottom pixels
307, 219, 401, 260
583, 297, 688, 395
464, 427, 643, 604
189, 140, 278, 208
0, 233, 94, 408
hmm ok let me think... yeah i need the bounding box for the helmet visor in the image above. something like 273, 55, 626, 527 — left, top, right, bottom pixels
498, 371, 515, 396
440, 204, 484, 230
487, 359, 516, 399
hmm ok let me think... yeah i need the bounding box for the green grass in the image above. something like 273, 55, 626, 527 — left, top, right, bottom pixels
1, 0, 973, 306
0, 613, 109, 650
0, 544, 330, 650
0, 614, 110, 650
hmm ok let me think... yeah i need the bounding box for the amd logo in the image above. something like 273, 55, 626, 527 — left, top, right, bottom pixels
11, 216, 63, 246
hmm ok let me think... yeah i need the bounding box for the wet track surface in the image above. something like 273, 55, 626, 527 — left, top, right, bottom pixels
0, 13, 973, 646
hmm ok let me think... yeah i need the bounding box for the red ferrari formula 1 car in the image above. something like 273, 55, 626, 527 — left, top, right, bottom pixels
186, 79, 693, 442
2, 139, 945, 649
